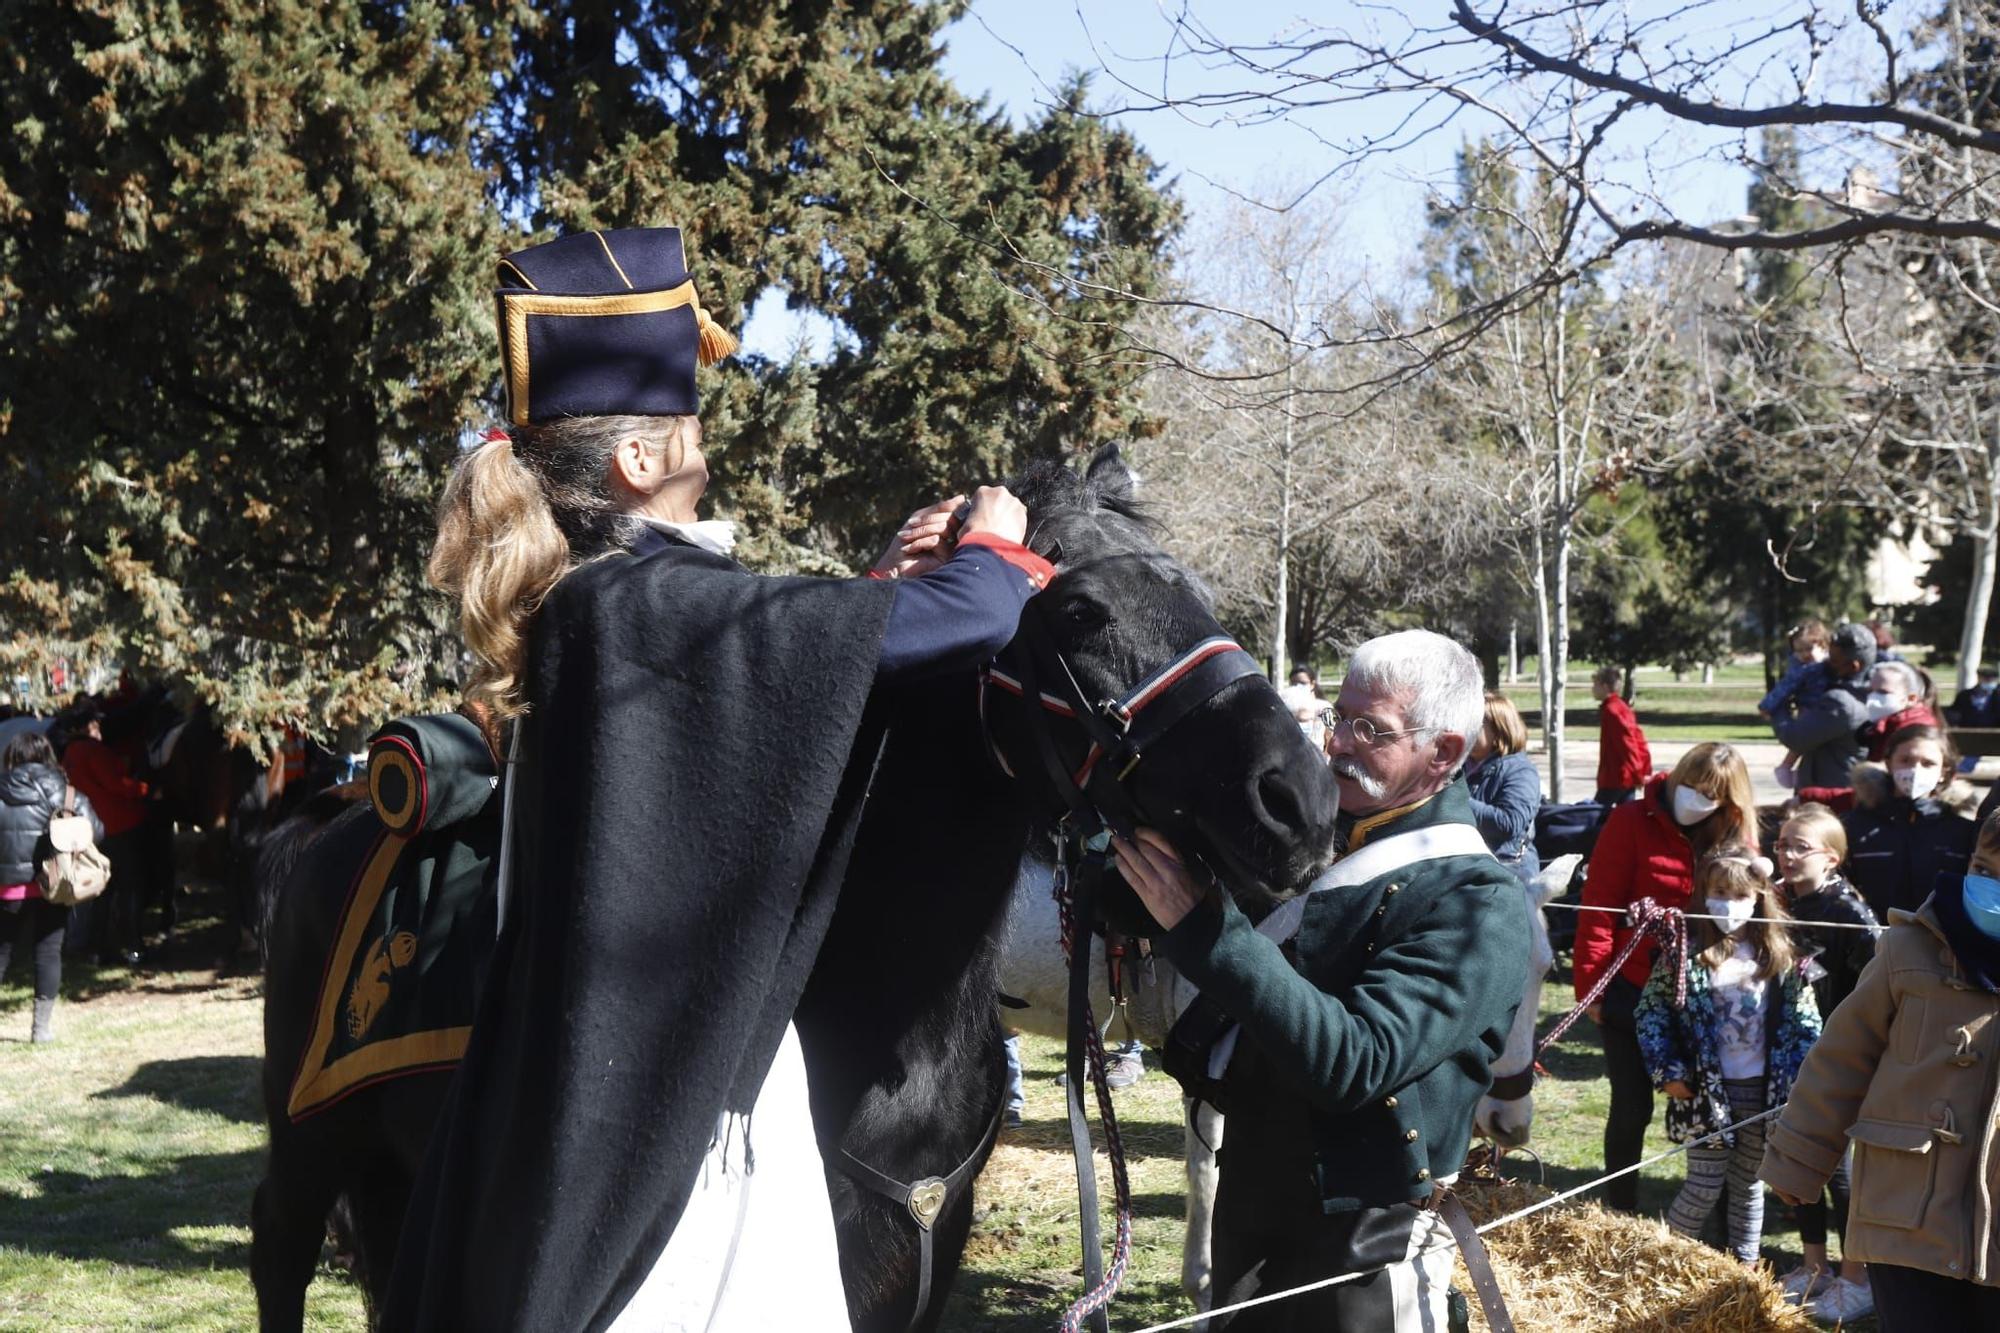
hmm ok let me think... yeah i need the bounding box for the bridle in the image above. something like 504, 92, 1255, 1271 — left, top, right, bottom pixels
828, 572, 1268, 1333
978, 601, 1265, 843
978, 590, 1265, 1333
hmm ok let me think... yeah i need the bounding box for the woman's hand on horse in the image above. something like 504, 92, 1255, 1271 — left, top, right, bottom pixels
1112, 828, 1204, 931
871, 495, 965, 579
1663, 1079, 1693, 1100
960, 486, 1029, 547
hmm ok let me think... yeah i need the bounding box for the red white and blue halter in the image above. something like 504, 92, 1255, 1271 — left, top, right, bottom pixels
979, 634, 1263, 831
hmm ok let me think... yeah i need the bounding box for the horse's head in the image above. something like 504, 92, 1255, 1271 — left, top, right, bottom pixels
985, 445, 1339, 914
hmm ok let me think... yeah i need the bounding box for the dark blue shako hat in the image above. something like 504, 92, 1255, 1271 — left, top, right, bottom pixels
496, 227, 737, 426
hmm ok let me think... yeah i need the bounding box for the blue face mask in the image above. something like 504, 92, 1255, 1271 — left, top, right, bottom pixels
1963, 874, 2000, 940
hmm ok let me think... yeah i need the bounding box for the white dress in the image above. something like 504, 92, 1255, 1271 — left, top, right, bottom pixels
607, 1023, 853, 1331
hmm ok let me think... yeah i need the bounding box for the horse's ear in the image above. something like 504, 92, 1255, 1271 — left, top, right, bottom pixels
1084, 443, 1139, 506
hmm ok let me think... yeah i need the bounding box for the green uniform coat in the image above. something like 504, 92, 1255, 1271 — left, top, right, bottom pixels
1161, 778, 1533, 1212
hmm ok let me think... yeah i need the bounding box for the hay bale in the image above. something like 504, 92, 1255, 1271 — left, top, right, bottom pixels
1449, 1176, 1813, 1332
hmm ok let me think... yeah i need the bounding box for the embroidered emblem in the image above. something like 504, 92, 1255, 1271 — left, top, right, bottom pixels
345, 930, 419, 1040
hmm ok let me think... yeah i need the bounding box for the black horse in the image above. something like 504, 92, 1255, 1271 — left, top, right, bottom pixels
252, 444, 1339, 1330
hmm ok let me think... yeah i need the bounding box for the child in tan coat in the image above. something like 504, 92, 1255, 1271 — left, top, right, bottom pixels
1760, 809, 2000, 1329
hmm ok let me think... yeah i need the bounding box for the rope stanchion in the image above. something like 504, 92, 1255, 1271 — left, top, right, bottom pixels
1126, 1104, 1789, 1333
1546, 901, 1880, 930
1054, 851, 1134, 1333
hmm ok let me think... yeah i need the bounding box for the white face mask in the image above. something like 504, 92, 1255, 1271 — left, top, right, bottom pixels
1706, 896, 1757, 934
1672, 785, 1720, 826
1865, 690, 1906, 722
1892, 764, 1940, 801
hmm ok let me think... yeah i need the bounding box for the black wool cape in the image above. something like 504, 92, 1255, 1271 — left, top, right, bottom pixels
385, 535, 896, 1331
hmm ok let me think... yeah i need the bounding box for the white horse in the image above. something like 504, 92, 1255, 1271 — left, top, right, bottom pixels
996, 850, 1571, 1309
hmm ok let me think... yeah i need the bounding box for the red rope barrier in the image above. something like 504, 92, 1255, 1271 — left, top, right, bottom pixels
1055, 862, 1133, 1333
1537, 897, 1688, 1056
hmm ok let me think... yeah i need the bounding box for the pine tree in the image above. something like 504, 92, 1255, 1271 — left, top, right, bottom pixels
0, 0, 513, 739
0, 2, 1177, 738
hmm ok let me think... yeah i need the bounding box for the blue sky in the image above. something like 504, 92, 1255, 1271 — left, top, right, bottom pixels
742, 0, 1770, 358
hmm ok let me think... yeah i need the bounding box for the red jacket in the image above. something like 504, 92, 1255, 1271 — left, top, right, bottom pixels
1574, 775, 1701, 997
1596, 694, 1652, 791
62, 737, 150, 837
1860, 701, 1939, 762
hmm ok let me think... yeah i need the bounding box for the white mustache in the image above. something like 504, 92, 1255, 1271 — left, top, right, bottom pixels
1330, 755, 1387, 798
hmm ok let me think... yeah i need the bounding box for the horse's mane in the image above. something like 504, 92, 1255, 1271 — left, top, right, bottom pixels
255, 787, 370, 966
1008, 451, 1164, 543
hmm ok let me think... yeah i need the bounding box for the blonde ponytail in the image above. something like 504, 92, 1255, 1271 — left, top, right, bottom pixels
428, 415, 695, 716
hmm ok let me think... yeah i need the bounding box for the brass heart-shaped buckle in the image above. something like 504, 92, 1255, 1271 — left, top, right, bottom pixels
907, 1178, 947, 1231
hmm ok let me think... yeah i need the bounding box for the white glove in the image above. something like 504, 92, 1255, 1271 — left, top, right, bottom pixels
1773, 765, 1798, 791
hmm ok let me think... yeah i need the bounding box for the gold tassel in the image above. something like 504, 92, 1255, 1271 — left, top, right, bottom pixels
696, 306, 739, 367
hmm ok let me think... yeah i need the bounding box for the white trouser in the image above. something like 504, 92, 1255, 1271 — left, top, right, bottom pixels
609, 1024, 852, 1332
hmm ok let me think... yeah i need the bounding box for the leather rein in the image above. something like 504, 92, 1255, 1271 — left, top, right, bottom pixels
979, 601, 1264, 1333
824, 590, 1262, 1333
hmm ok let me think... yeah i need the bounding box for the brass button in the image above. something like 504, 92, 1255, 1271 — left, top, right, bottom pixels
1383, 1095, 1398, 1109
1386, 883, 1402, 895
1405, 1129, 1420, 1143
1415, 1168, 1430, 1182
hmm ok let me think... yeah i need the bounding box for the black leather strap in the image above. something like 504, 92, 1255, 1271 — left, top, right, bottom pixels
1486, 1067, 1536, 1102
835, 1094, 1005, 1332
1438, 1189, 1516, 1333
1062, 846, 1109, 1333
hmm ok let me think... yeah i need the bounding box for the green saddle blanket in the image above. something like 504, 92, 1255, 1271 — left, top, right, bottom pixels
286, 712, 500, 1121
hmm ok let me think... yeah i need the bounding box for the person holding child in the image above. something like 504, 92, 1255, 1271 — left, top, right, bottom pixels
1771, 622, 1873, 791
1761, 810, 2000, 1329
1637, 852, 1821, 1267
1762, 619, 1834, 791
1575, 742, 1760, 1212
1769, 803, 1881, 1319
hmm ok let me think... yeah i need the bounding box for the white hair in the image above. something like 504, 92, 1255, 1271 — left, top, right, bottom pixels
1278, 683, 1321, 716
1872, 659, 1921, 696
1341, 630, 1485, 748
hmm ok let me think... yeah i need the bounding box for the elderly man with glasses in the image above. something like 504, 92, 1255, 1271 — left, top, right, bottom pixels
1123, 629, 1531, 1332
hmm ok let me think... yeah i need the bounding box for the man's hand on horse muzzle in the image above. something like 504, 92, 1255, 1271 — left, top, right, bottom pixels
1113, 828, 1209, 932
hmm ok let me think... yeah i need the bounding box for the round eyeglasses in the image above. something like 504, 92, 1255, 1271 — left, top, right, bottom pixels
1328, 710, 1437, 747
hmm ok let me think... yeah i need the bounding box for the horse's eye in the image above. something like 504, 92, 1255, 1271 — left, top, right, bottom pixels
1061, 598, 1108, 629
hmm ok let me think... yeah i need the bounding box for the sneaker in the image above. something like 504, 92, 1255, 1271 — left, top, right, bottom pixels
1779, 1265, 1833, 1304
1104, 1051, 1145, 1089
1807, 1276, 1875, 1325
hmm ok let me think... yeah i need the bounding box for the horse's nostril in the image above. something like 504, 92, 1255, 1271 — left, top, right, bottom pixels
1255, 770, 1308, 834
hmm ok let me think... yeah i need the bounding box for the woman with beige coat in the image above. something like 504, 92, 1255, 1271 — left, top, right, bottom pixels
1759, 809, 2000, 1329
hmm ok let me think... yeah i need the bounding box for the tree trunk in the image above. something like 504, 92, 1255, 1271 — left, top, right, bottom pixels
1531, 526, 1555, 789
1957, 436, 2000, 688
1268, 357, 1296, 684
1549, 518, 1571, 804
1270, 545, 1289, 684
1507, 619, 1519, 683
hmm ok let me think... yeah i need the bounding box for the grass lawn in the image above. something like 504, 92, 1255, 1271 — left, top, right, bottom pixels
4, 875, 1866, 1330
1501, 660, 1776, 745
0, 897, 364, 1331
